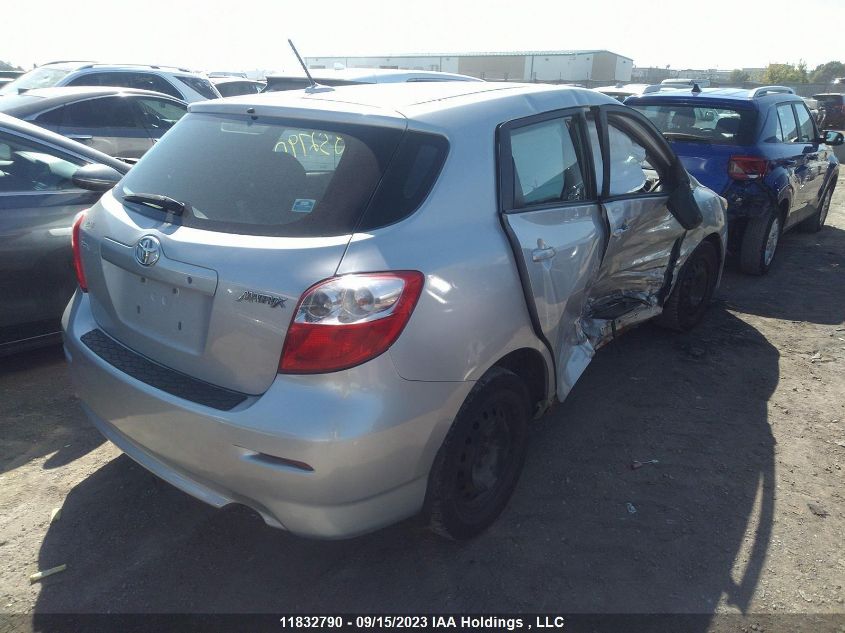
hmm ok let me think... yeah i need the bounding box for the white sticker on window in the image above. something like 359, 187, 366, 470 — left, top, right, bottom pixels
291, 199, 316, 213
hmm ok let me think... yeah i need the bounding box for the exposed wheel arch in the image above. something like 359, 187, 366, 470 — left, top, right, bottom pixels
490, 348, 551, 418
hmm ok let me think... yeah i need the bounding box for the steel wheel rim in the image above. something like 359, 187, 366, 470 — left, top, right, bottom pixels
764, 217, 780, 266
680, 256, 710, 315
455, 399, 515, 511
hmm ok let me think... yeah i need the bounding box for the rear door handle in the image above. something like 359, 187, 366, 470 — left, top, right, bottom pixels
67, 134, 93, 141
532, 246, 556, 262
532, 239, 556, 262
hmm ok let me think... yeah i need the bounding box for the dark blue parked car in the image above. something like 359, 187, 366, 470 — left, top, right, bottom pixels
626, 86, 844, 274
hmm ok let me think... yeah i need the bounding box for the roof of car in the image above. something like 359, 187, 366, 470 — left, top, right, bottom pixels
41, 61, 199, 75
627, 86, 802, 105
190, 81, 616, 127
0, 86, 186, 117
266, 67, 482, 83
0, 111, 130, 172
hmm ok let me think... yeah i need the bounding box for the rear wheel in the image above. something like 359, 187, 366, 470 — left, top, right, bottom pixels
739, 209, 781, 275
657, 241, 719, 331
798, 186, 833, 233
424, 368, 530, 540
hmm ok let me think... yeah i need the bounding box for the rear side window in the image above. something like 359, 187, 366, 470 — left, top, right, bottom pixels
777, 104, 799, 143
761, 107, 784, 143
133, 97, 187, 130
630, 102, 756, 145
34, 107, 65, 126
68, 72, 183, 100
508, 116, 586, 208
62, 97, 140, 128
175, 76, 218, 99
359, 131, 449, 230
116, 113, 409, 236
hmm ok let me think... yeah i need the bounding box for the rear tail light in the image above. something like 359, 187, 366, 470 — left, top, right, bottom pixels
71, 211, 88, 292
279, 271, 424, 373
728, 155, 768, 180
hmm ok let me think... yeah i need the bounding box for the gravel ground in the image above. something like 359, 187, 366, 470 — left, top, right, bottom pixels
1, 185, 844, 632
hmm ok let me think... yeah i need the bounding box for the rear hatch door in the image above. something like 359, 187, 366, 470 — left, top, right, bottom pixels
81, 107, 406, 395
627, 95, 757, 195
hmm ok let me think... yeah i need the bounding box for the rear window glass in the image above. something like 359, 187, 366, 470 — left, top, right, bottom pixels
175, 76, 219, 99
116, 113, 446, 237
814, 95, 844, 106
629, 103, 756, 145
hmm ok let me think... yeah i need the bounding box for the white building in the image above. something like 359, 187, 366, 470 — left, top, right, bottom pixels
304, 50, 633, 83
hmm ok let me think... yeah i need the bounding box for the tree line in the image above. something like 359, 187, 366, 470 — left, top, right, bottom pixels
730, 61, 845, 85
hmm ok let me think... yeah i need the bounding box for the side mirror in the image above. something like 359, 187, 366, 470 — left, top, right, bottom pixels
72, 163, 124, 192
667, 164, 703, 230
822, 130, 845, 146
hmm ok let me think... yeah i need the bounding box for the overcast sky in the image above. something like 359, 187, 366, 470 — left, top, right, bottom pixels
6, 0, 844, 73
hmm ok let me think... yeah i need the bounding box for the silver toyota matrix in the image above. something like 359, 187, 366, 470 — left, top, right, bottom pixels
63, 82, 727, 539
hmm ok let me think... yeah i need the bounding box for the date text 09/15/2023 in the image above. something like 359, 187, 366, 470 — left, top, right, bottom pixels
277, 615, 567, 630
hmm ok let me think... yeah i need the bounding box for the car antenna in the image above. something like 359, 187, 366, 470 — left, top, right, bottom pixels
288, 39, 333, 93
692, 82, 702, 94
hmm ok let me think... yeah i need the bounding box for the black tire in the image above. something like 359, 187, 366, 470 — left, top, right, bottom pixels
424, 367, 530, 540
798, 186, 834, 233
739, 209, 782, 275
656, 240, 719, 332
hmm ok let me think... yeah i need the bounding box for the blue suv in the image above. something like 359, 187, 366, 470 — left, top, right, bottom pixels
626, 86, 843, 274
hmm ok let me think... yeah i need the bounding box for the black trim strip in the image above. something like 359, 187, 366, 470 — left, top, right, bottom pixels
81, 329, 248, 411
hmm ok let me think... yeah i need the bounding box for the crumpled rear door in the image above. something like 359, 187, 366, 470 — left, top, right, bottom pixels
498, 108, 607, 400
580, 107, 688, 346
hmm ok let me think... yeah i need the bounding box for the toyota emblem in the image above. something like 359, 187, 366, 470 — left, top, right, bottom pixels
134, 235, 161, 267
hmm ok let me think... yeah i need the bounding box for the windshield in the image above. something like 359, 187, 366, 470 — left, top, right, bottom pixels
0, 67, 70, 95
629, 103, 756, 145
116, 112, 450, 237
814, 95, 844, 106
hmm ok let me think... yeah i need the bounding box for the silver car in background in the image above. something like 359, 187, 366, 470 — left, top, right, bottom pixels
63, 82, 726, 539
0, 62, 220, 102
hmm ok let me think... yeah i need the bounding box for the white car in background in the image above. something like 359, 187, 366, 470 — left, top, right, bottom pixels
0, 62, 221, 103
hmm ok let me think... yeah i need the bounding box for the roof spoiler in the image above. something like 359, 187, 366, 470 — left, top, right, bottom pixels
751, 85, 795, 98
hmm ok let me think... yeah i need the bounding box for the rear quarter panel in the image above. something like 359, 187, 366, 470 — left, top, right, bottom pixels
336, 116, 551, 388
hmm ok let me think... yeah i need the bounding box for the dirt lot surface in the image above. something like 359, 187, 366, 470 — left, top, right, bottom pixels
1, 189, 844, 631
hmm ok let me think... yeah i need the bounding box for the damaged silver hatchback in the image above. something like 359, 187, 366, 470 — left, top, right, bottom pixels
63, 82, 726, 539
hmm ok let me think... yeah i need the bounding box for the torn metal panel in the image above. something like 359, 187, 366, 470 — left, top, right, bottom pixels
585, 196, 687, 312
580, 304, 663, 350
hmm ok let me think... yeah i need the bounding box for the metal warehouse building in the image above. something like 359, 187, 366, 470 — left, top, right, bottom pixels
304, 50, 633, 83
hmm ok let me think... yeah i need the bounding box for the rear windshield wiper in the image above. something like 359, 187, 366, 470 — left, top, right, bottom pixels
123, 193, 188, 216
661, 132, 709, 142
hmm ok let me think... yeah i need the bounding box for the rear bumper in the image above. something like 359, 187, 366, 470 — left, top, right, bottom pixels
62, 291, 473, 539
723, 189, 774, 220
